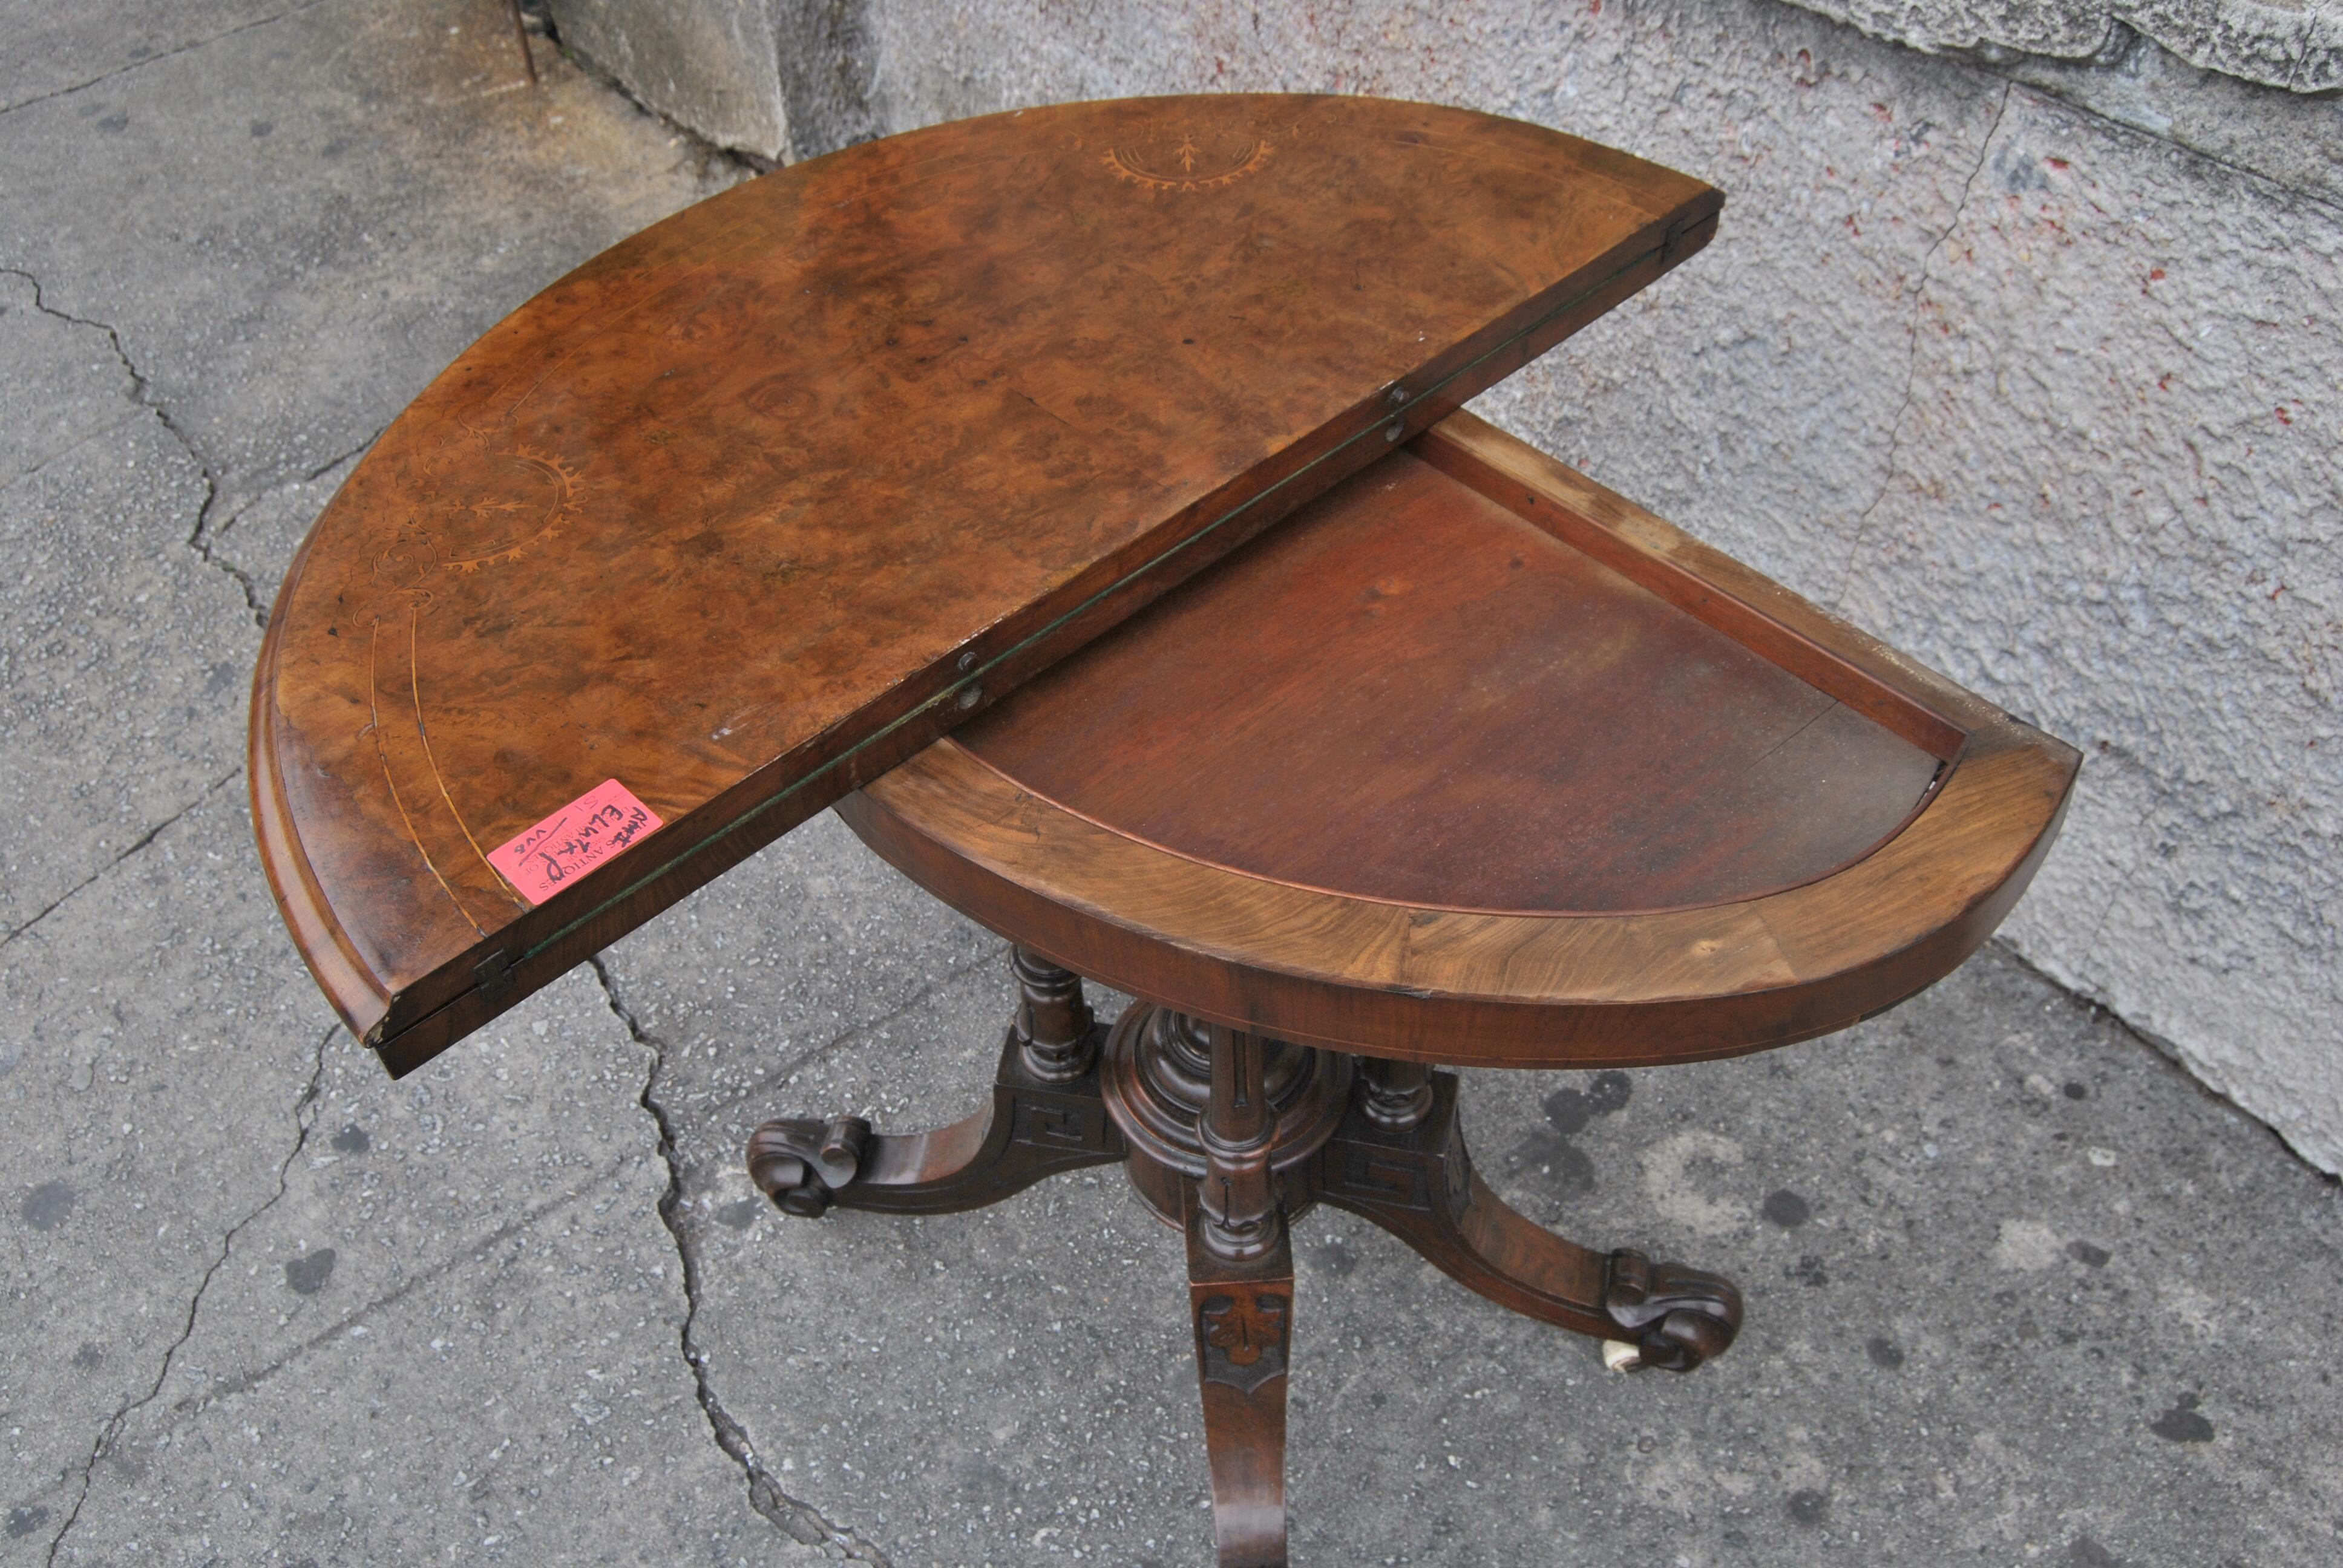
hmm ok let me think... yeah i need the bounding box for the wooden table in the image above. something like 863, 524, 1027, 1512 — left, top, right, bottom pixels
251, 94, 2077, 1567
768, 410, 2074, 1563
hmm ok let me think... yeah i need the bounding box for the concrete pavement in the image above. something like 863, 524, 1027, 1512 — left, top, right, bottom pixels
3, 4, 2337, 1563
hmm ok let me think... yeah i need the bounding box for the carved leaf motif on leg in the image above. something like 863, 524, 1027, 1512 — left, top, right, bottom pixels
1199, 1291, 1290, 1394
1604, 1249, 1744, 1371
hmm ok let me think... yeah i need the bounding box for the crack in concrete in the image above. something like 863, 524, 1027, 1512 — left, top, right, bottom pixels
166, 1154, 632, 1422
1833, 80, 2013, 609
529, 7, 775, 179
301, 428, 384, 485
0, 266, 260, 626
198, 423, 385, 609
0, 0, 335, 120
765, 949, 994, 1088
0, 765, 243, 954
565, 948, 993, 1142
589, 955, 895, 1566
42, 1025, 331, 1566
1979, 60, 2343, 221
208, 424, 384, 537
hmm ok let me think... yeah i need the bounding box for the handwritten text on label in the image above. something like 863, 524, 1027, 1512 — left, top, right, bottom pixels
489, 779, 664, 907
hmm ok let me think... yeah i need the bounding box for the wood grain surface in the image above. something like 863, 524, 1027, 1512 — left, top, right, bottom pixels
960, 447, 1945, 915
249, 94, 1720, 1073
843, 413, 2080, 1068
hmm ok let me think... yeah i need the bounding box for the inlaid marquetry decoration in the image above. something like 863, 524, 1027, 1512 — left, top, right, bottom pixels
1102, 122, 1277, 192
419, 437, 585, 573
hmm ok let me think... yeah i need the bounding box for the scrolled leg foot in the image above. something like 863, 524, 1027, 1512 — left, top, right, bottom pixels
746, 952, 1126, 1221
1318, 1065, 1745, 1373
747, 1115, 872, 1215
1602, 1250, 1743, 1373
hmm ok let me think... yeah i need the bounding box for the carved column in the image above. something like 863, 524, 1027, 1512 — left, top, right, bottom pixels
1358, 1055, 1434, 1131
1196, 1024, 1282, 1263
1011, 946, 1096, 1083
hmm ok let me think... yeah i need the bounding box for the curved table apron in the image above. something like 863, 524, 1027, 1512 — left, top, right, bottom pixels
839, 411, 2077, 1070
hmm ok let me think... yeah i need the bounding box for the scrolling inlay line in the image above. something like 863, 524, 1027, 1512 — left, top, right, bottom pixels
366, 616, 488, 937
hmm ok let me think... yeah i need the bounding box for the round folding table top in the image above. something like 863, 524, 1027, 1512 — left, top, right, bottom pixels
248, 92, 1728, 1074
842, 413, 2080, 1069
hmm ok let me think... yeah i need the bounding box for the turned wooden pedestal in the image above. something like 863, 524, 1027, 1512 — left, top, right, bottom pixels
750, 950, 1740, 1567
246, 91, 2076, 1568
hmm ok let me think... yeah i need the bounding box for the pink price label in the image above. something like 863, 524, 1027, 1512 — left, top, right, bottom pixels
489, 779, 664, 907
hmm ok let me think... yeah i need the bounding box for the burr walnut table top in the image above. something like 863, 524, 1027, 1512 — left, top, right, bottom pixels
249, 95, 1723, 1074
841, 412, 2080, 1068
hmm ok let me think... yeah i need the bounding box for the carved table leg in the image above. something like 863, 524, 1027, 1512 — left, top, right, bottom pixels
753, 959, 1747, 1566
1188, 1025, 1293, 1567
747, 948, 1124, 1217
1317, 1067, 1743, 1372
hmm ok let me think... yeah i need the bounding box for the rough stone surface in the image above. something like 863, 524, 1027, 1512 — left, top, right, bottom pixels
1837, 84, 2343, 1192
545, 0, 885, 162
7, 3, 2342, 1566
548, 0, 793, 158
2001, 24, 2343, 206
1782, 0, 2343, 92
762, 0, 888, 158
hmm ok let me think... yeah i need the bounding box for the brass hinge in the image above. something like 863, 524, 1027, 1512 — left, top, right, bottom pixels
473, 948, 518, 1004
1660, 214, 1698, 267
